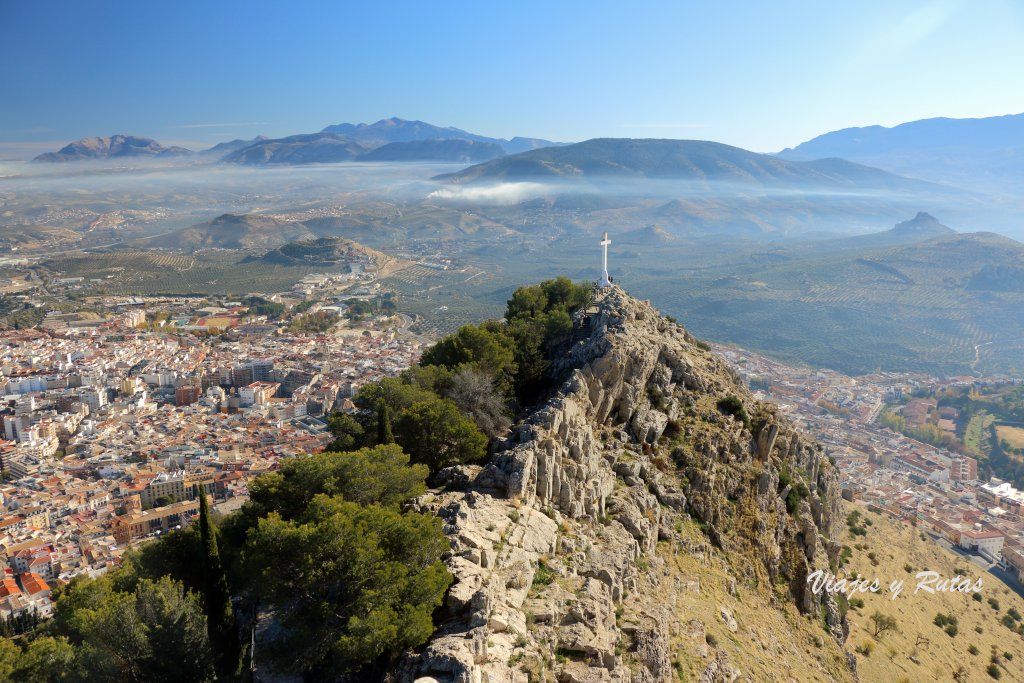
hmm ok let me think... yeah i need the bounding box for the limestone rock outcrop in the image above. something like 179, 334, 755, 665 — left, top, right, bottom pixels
396, 287, 846, 683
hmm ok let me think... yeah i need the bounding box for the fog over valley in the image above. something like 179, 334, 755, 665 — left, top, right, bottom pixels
3, 128, 1024, 377
6, 5, 1024, 681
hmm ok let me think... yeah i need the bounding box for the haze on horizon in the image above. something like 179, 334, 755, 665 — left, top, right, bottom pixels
2, 0, 1024, 159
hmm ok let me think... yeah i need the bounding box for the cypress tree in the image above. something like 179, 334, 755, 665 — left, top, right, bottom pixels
199, 492, 239, 679
377, 401, 394, 445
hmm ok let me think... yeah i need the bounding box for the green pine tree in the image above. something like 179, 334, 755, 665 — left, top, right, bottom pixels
377, 401, 394, 445
199, 492, 239, 679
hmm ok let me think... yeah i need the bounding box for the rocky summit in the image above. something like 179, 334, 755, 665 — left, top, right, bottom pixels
397, 287, 847, 683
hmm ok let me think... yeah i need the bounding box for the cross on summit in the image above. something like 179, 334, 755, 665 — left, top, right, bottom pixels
599, 231, 612, 288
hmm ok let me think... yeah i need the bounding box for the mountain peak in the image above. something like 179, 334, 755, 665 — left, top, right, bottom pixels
621, 224, 677, 244
319, 117, 476, 143
778, 112, 1024, 191
892, 211, 954, 235
151, 212, 313, 251
32, 134, 192, 162
435, 137, 943, 193
315, 118, 561, 156
201, 135, 268, 157
401, 285, 846, 681
220, 134, 367, 165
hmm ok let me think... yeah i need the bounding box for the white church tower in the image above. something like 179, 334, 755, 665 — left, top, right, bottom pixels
599, 231, 612, 288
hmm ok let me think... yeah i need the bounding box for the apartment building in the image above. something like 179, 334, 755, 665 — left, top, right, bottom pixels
112, 499, 199, 545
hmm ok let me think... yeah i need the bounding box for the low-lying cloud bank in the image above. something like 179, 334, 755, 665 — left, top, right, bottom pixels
427, 182, 553, 205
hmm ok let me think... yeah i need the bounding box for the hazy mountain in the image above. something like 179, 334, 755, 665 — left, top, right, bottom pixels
358, 139, 505, 163
219, 119, 556, 165
322, 117, 490, 145
889, 210, 955, 237
30, 120, 559, 165
33, 135, 192, 162
778, 113, 1024, 191
436, 138, 945, 192
251, 236, 389, 267
801, 211, 956, 252
201, 135, 269, 157
152, 213, 313, 251
619, 224, 677, 244
220, 133, 368, 165
502, 136, 563, 154
320, 117, 560, 154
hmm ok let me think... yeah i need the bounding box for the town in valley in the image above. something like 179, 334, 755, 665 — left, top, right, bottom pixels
0, 258, 425, 618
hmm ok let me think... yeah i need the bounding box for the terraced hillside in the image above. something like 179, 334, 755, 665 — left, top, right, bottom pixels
376, 222, 1024, 377
40, 251, 345, 296
614, 230, 1024, 376
24, 203, 1024, 378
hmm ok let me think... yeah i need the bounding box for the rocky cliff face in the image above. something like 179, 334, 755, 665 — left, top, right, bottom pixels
398, 287, 847, 683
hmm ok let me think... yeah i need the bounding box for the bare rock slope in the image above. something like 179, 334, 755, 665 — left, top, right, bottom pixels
399, 287, 849, 682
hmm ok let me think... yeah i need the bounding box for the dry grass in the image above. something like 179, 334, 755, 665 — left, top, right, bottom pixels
996, 425, 1024, 450
646, 507, 1024, 682
842, 505, 1024, 682
657, 521, 854, 682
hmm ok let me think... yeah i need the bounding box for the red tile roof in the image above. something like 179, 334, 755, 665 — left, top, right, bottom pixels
18, 572, 48, 595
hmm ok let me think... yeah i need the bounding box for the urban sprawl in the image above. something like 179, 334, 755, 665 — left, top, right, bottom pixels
723, 346, 1024, 592
0, 271, 421, 621
1, 272, 1022, 624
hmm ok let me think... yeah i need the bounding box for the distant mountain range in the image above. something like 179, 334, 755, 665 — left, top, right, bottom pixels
220, 134, 369, 165
220, 118, 559, 165
31, 114, 1024, 197
30, 118, 561, 166
200, 135, 268, 157
778, 113, 1024, 191
33, 135, 192, 162
436, 138, 946, 193
222, 134, 509, 165
320, 117, 559, 154
358, 139, 505, 163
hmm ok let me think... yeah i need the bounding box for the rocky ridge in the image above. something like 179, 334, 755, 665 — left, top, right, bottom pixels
398, 287, 848, 683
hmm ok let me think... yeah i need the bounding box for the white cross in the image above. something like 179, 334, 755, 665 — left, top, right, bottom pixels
599, 231, 612, 288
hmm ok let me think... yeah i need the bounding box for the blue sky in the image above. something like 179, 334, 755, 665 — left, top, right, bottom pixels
2, 0, 1023, 157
